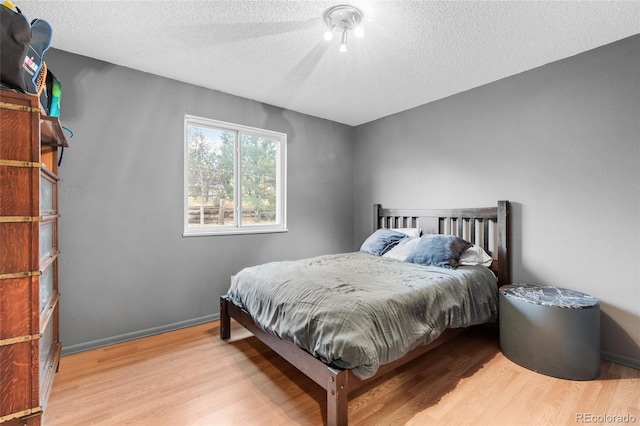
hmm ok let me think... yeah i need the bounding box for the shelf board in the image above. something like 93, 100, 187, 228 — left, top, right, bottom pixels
39, 291, 59, 333
40, 115, 69, 147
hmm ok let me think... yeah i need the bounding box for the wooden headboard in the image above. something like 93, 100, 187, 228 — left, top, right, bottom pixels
374, 201, 511, 285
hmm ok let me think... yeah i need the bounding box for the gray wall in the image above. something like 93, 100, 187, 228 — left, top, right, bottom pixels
44, 49, 355, 353
354, 35, 640, 366
46, 34, 639, 367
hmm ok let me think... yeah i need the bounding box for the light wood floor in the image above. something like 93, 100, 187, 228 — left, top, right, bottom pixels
43, 320, 640, 425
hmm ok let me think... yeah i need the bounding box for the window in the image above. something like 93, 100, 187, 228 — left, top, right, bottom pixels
184, 115, 286, 236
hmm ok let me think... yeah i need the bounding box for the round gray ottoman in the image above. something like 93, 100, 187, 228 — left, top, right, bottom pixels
499, 284, 600, 380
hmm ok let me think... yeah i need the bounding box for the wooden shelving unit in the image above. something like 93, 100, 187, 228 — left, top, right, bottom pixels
1, 89, 69, 425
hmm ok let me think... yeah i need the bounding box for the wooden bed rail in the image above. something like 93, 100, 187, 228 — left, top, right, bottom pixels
221, 296, 349, 425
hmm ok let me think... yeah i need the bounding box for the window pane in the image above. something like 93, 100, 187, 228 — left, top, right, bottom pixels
240, 134, 278, 226
184, 115, 286, 236
186, 125, 235, 228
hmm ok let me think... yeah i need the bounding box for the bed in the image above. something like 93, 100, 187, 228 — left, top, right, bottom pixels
220, 201, 510, 425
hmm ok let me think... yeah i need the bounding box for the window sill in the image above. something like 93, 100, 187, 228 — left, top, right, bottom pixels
182, 228, 289, 237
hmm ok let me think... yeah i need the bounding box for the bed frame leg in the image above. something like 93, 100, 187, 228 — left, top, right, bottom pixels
220, 296, 231, 340
326, 370, 348, 426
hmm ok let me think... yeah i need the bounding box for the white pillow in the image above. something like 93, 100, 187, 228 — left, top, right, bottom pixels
390, 227, 421, 238
383, 237, 422, 261
459, 244, 493, 266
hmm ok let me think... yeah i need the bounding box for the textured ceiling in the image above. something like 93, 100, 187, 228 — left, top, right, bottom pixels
24, 1, 640, 126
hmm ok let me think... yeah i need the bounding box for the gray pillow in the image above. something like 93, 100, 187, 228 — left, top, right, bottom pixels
360, 229, 407, 256
406, 234, 472, 269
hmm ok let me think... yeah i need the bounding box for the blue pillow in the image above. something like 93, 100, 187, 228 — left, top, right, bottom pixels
360, 229, 407, 256
405, 234, 472, 269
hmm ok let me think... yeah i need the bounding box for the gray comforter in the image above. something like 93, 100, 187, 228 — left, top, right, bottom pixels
226, 252, 498, 379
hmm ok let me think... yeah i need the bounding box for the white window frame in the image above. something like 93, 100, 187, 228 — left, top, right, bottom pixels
183, 115, 287, 236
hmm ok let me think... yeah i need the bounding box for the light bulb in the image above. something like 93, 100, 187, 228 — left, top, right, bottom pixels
324, 30, 333, 41
339, 30, 347, 52
354, 26, 364, 38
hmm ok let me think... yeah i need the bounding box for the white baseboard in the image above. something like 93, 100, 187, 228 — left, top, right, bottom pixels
61, 314, 219, 356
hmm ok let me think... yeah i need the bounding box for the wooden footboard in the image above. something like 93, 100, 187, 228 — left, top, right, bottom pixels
220, 296, 464, 426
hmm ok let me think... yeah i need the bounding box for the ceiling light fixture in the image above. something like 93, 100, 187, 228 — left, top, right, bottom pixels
323, 5, 363, 53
